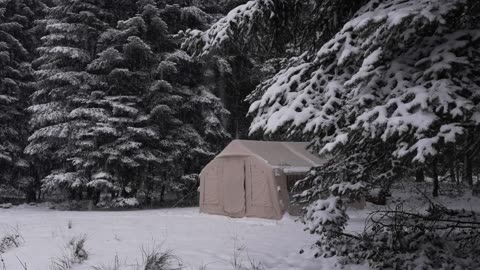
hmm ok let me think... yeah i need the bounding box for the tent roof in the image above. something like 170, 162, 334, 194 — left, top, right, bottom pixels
217, 140, 328, 170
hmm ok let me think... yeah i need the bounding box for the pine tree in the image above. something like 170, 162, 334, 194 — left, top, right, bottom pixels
0, 0, 45, 201
181, 0, 371, 139
248, 0, 480, 263
182, 0, 368, 59
249, 0, 480, 165
82, 2, 163, 202
138, 1, 230, 203
82, 0, 230, 204
7, 0, 231, 204
28, 0, 111, 198
182, 0, 292, 60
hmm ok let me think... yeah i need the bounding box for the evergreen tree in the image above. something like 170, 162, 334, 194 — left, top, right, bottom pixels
34, 0, 231, 204
181, 0, 370, 139
182, 0, 293, 60
249, 0, 480, 172
28, 0, 111, 198
80, 1, 169, 202
0, 0, 45, 200
248, 0, 480, 266
147, 49, 230, 201
182, 0, 368, 59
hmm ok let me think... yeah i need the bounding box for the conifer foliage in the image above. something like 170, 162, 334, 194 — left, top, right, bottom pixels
249, 0, 480, 164
245, 0, 480, 267
0, 0, 44, 200
28, 0, 112, 198
22, 0, 230, 203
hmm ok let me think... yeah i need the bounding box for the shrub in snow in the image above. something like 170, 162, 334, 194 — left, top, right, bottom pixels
141, 245, 182, 270
96, 197, 139, 209
0, 227, 23, 254
320, 204, 480, 269
0, 203, 13, 209
50, 234, 88, 270
0, 185, 25, 200
93, 245, 183, 270
69, 235, 88, 263
304, 196, 348, 238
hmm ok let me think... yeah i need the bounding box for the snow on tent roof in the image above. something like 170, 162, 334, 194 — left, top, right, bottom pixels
217, 140, 328, 169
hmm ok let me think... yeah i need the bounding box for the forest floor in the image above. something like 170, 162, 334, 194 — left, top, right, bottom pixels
0, 182, 478, 270
0, 205, 343, 270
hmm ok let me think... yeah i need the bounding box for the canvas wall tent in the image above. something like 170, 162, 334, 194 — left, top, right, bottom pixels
199, 140, 328, 220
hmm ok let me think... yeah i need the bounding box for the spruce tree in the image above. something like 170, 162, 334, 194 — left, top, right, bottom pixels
28, 0, 111, 198
0, 0, 45, 200
83, 0, 230, 204
248, 0, 480, 265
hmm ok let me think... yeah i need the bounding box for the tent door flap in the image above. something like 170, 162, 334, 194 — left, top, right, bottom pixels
222, 158, 246, 216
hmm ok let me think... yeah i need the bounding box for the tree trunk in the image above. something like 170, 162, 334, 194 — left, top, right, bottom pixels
432, 163, 439, 197
449, 158, 456, 183
94, 191, 101, 205
415, 168, 424, 182
26, 188, 36, 203
160, 185, 166, 202
463, 154, 473, 186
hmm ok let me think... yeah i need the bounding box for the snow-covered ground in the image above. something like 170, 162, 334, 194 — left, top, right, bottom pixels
0, 206, 344, 270
1, 183, 478, 270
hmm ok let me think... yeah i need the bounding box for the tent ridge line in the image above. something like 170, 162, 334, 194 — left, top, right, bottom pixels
281, 142, 317, 166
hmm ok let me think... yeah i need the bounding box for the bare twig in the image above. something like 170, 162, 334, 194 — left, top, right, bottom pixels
16, 256, 28, 270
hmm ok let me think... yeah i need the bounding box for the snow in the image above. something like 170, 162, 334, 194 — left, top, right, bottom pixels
329, 182, 366, 196
37, 46, 91, 62
0, 95, 17, 104
0, 207, 340, 270
305, 196, 345, 233
472, 111, 480, 124
182, 0, 277, 57
280, 167, 312, 174
2, 183, 476, 269
248, 0, 479, 163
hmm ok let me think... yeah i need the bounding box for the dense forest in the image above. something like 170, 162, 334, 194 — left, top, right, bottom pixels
183, 0, 480, 267
1, 0, 480, 268
0, 0, 243, 206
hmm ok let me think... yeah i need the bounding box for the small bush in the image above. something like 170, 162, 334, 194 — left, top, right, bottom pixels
69, 235, 88, 263
0, 226, 23, 253
96, 197, 139, 209
141, 245, 182, 270
230, 241, 245, 270
316, 204, 480, 269
50, 254, 72, 270
50, 234, 88, 270
245, 257, 265, 270
228, 237, 265, 270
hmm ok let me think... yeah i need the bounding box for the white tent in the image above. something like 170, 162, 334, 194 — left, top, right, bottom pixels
199, 140, 328, 219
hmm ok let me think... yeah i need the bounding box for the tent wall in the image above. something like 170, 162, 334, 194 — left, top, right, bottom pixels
221, 157, 246, 217
244, 156, 288, 219
200, 155, 288, 220
199, 158, 223, 215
